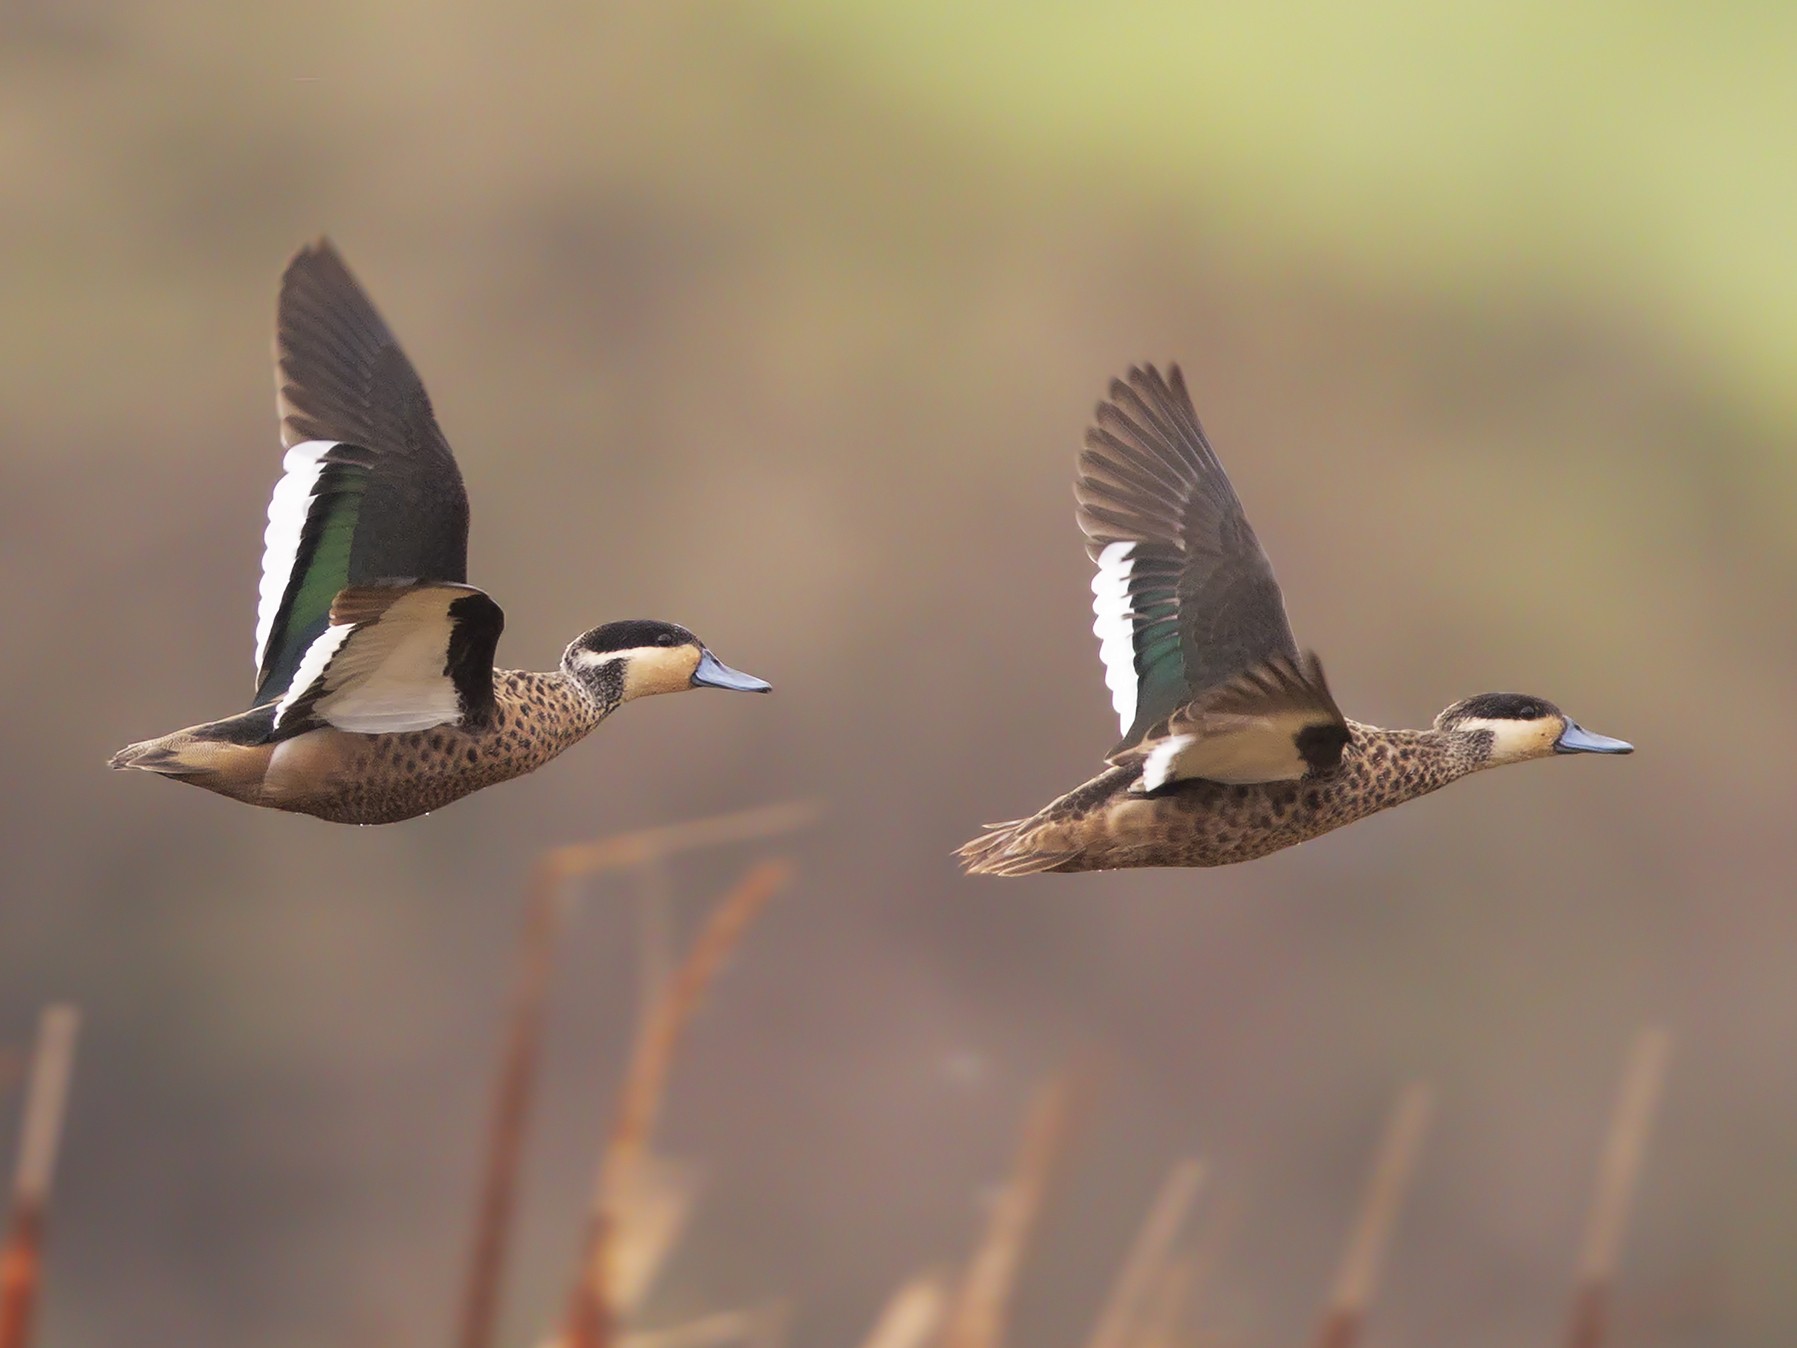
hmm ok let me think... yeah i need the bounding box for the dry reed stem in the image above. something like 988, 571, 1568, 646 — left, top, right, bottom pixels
1129, 1253, 1197, 1348
858, 1271, 950, 1348
456, 871, 577, 1348
606, 1156, 702, 1316
742, 1299, 790, 1348
635, 857, 675, 1048
0, 1006, 80, 1348
539, 802, 817, 884
614, 1301, 788, 1348
1311, 1083, 1433, 1348
562, 860, 794, 1348
1562, 1028, 1672, 1348
1085, 1158, 1206, 1348
456, 804, 813, 1348
1167, 1187, 1237, 1345
941, 1070, 1087, 1348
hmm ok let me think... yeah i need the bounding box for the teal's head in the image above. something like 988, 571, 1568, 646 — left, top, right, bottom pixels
1436, 693, 1632, 766
563, 620, 770, 705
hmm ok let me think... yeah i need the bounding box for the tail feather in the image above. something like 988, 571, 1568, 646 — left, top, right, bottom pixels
957, 818, 1085, 877
109, 732, 255, 785
110, 739, 192, 774
960, 766, 1139, 875
110, 708, 282, 813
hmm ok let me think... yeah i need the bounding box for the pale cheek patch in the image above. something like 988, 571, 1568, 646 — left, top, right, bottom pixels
569, 647, 703, 698
1455, 716, 1558, 764
622, 647, 700, 700
1092, 540, 1138, 733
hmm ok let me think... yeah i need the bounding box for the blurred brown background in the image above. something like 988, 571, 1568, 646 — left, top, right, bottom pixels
3, 3, 1794, 1345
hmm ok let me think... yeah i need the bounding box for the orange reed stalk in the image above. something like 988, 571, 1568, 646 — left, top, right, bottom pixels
455, 804, 812, 1348
455, 866, 576, 1348
940, 1069, 1087, 1348
1084, 1158, 1206, 1348
536, 803, 817, 882
1311, 1083, 1433, 1348
1562, 1028, 1672, 1348
562, 859, 794, 1348
858, 1271, 950, 1348
1164, 1185, 1239, 1344
0, 1006, 80, 1348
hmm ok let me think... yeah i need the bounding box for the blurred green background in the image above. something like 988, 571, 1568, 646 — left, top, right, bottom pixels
3, 3, 1794, 1344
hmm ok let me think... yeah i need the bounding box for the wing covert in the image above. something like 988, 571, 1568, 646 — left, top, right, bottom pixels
273, 583, 504, 737
1110, 652, 1348, 789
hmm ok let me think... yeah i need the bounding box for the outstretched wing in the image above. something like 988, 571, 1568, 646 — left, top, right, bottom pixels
1109, 652, 1348, 790
1076, 364, 1300, 754
273, 583, 504, 737
254, 239, 471, 704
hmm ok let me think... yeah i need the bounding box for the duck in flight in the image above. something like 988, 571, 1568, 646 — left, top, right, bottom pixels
112, 240, 770, 824
959, 365, 1631, 875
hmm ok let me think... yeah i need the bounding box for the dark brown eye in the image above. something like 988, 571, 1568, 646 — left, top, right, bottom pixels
657, 632, 676, 647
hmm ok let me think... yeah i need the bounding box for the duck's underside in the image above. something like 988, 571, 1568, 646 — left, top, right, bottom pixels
960, 767, 1332, 874
960, 726, 1453, 874
110, 671, 586, 824
112, 713, 506, 824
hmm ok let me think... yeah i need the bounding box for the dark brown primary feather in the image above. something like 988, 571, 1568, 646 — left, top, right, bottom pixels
1075, 364, 1299, 751
275, 239, 471, 585
255, 241, 474, 704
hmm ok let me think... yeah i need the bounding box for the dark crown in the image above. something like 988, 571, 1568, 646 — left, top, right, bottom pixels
1443, 692, 1561, 724
574, 619, 698, 655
